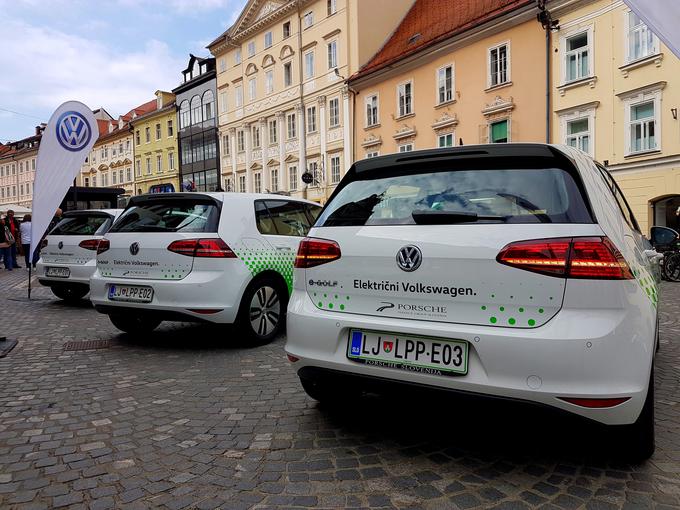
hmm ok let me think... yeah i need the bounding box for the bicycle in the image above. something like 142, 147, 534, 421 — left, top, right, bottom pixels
662, 249, 680, 281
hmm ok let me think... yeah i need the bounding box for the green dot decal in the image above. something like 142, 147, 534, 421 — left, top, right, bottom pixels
481, 305, 487, 310
491, 294, 495, 298
346, 296, 350, 300
528, 319, 536, 326
328, 303, 333, 309
519, 307, 524, 313
318, 302, 323, 307
490, 317, 497, 324
508, 318, 516, 325
499, 306, 505, 312
529, 296, 533, 300
549, 297, 554, 300
334, 295, 338, 299
538, 308, 544, 314
324, 294, 327, 298
340, 304, 345, 310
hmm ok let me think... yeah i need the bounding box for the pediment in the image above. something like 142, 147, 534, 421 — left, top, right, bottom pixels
245, 63, 258, 76
230, 0, 287, 37
262, 54, 276, 69
280, 45, 294, 60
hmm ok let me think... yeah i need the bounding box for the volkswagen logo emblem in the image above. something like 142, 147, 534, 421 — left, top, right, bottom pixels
129, 242, 139, 256
58, 241, 64, 250
55, 111, 92, 152
396, 245, 422, 272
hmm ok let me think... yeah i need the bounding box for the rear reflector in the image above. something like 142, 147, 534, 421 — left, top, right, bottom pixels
79, 239, 101, 251
497, 237, 633, 279
558, 397, 630, 408
295, 238, 341, 268
287, 354, 300, 362
167, 239, 236, 258
187, 308, 223, 315
97, 239, 110, 254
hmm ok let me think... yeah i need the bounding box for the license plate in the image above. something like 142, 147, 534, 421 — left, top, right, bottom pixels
108, 284, 154, 303
347, 329, 468, 376
46, 267, 70, 278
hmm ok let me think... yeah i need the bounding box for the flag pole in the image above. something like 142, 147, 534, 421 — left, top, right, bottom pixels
28, 265, 32, 300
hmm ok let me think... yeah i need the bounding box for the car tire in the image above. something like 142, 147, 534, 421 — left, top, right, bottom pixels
109, 314, 161, 335
237, 275, 288, 344
51, 284, 88, 303
616, 367, 655, 463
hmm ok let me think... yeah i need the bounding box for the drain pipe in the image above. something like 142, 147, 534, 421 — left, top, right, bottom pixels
537, 1, 559, 143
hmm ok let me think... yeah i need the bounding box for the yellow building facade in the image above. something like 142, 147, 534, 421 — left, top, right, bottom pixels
209, 0, 413, 203
131, 91, 180, 194
551, 0, 680, 233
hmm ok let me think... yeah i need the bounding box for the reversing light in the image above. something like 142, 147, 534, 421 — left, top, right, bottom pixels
295, 238, 341, 268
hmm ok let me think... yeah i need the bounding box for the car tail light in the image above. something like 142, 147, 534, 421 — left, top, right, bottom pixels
97, 239, 110, 254
79, 239, 100, 251
295, 238, 341, 268
497, 237, 633, 280
558, 397, 630, 408
167, 238, 236, 258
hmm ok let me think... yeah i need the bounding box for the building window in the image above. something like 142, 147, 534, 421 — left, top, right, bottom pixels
366, 151, 379, 158
249, 78, 257, 100
92, 176, 96, 187
269, 120, 277, 144
284, 62, 293, 87
308, 161, 318, 185
287, 113, 297, 139
366, 95, 379, 126
219, 91, 227, 113
252, 126, 261, 148
126, 167, 132, 181
303, 11, 314, 28
265, 70, 274, 94
564, 31, 590, 82
397, 82, 412, 117
237, 130, 245, 152
329, 98, 339, 127
126, 140, 130, 152
327, 0, 336, 15
248, 41, 256, 57
566, 118, 591, 154
143, 127, 149, 143
264, 31, 273, 49
135, 160, 141, 176
398, 143, 413, 153
629, 100, 657, 154
304, 51, 314, 79
253, 172, 262, 193
102, 173, 108, 187
289, 165, 297, 191
146, 157, 151, 174
283, 21, 291, 39
191, 95, 202, 124
327, 41, 337, 69
118, 143, 123, 154
84, 178, 89, 187
167, 119, 173, 137
157, 155, 162, 173
219, 57, 226, 72
488, 43, 509, 87
239, 174, 246, 192
437, 65, 453, 104
222, 134, 230, 155
202, 90, 215, 121
490, 119, 508, 143
104, 147, 108, 158
330, 155, 341, 183
155, 123, 161, 140
271, 168, 278, 192
20, 184, 24, 195
235, 48, 242, 65
438, 133, 454, 147
179, 101, 190, 128
306, 106, 317, 133
235, 85, 243, 107
112, 171, 116, 185
627, 11, 658, 62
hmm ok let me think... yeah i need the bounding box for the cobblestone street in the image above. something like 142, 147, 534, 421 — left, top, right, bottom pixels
0, 269, 679, 510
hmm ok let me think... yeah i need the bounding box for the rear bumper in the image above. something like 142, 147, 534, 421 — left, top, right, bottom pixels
35, 260, 94, 286
285, 290, 656, 426
89, 268, 249, 324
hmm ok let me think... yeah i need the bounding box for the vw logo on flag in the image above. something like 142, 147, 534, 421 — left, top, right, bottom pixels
55, 111, 92, 152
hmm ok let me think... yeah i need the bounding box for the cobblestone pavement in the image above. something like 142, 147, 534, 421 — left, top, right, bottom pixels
0, 269, 679, 510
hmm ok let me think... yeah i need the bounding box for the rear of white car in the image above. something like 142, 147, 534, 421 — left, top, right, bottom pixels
37, 209, 122, 301
90, 193, 320, 342
285, 144, 658, 460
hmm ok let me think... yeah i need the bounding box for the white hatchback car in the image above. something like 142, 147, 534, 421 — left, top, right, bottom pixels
285, 144, 659, 460
90, 193, 321, 342
37, 209, 123, 302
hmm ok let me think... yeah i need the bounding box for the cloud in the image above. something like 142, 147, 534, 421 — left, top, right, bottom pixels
115, 0, 242, 14
0, 20, 185, 122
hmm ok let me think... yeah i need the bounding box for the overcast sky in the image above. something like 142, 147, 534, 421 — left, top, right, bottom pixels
0, 0, 248, 143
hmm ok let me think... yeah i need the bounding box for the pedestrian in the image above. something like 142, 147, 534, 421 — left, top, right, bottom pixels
20, 214, 38, 270
5, 210, 21, 268
0, 217, 13, 271
47, 208, 63, 234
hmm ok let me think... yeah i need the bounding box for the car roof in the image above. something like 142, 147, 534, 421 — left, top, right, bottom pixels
129, 192, 321, 207
64, 209, 123, 217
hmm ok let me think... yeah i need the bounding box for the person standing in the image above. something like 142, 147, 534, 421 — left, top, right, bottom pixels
5, 210, 21, 268
0, 217, 13, 271
20, 214, 37, 270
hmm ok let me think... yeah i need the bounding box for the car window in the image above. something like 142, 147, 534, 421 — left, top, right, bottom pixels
50, 215, 112, 236
255, 201, 277, 235
318, 167, 592, 226
110, 199, 220, 233
305, 204, 322, 224
596, 165, 641, 232
650, 226, 679, 247
265, 200, 312, 236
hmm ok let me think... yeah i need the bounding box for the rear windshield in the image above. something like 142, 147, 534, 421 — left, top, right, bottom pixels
50, 214, 112, 236
317, 167, 593, 226
109, 199, 220, 233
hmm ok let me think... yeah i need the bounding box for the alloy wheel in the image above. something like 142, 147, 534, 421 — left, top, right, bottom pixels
249, 285, 281, 337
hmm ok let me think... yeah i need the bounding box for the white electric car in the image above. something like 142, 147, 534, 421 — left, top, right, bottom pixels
37, 209, 123, 302
90, 193, 321, 342
285, 144, 659, 460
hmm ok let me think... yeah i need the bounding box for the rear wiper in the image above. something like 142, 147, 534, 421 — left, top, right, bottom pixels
411, 210, 506, 225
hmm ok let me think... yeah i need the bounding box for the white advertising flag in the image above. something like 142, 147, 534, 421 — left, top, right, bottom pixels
624, 0, 680, 59
30, 101, 97, 260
